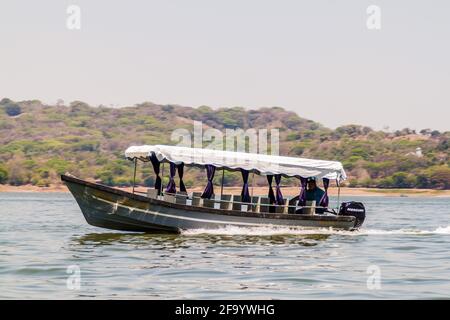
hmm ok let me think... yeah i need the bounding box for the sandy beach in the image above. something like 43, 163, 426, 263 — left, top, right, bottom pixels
1, 184, 449, 197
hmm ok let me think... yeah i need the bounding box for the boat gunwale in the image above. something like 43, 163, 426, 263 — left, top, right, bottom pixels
61, 174, 355, 223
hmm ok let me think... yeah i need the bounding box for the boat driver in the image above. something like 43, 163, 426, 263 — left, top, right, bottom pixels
305, 177, 326, 213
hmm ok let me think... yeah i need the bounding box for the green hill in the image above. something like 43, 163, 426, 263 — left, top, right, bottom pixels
0, 98, 449, 189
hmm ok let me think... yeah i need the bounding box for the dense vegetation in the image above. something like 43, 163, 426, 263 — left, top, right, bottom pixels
0, 98, 449, 189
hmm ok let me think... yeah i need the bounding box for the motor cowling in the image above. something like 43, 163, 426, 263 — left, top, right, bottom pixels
339, 201, 366, 228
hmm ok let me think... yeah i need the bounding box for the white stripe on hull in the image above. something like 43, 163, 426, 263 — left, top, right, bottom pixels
92, 195, 331, 229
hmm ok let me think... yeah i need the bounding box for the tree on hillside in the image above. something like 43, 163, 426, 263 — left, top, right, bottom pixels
334, 125, 372, 138
424, 166, 450, 189
430, 130, 441, 138
2, 103, 22, 117
0, 164, 8, 184
395, 128, 416, 136
69, 101, 91, 114
0, 98, 13, 105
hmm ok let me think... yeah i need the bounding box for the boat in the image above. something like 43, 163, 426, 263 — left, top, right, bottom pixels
62, 145, 366, 233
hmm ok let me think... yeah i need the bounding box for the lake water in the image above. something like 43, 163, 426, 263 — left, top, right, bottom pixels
0, 192, 449, 299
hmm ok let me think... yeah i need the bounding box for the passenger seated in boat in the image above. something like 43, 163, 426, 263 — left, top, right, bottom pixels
306, 178, 325, 214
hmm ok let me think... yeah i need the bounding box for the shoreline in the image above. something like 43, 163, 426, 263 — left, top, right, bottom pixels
1, 184, 449, 197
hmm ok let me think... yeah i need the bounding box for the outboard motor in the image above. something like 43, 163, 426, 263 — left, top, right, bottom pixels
339, 201, 366, 228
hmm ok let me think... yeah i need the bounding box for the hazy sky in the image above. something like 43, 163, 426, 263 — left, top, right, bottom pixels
1, 0, 449, 131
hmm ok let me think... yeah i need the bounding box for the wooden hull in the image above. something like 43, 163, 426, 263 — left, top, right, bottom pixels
61, 175, 357, 233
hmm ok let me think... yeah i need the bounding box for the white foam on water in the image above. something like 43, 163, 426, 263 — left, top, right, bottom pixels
181, 225, 450, 236
182, 225, 340, 236
432, 225, 450, 234
361, 225, 450, 235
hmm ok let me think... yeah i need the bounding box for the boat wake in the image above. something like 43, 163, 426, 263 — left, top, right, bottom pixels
181, 225, 450, 236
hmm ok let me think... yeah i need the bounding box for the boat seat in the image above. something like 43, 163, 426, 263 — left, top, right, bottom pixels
231, 195, 242, 211
287, 197, 298, 214
163, 194, 176, 204
191, 192, 202, 207
251, 196, 260, 212
175, 193, 188, 205
231, 195, 249, 211
274, 198, 287, 214
147, 188, 158, 199
202, 198, 216, 208
284, 198, 289, 213
220, 194, 232, 210
275, 205, 286, 213
302, 200, 316, 215
259, 197, 270, 213
260, 197, 277, 213
276, 199, 289, 213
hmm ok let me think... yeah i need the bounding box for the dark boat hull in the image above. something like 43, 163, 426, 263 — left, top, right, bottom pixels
62, 175, 357, 233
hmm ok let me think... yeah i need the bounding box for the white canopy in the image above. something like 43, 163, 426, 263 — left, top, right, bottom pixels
125, 144, 346, 181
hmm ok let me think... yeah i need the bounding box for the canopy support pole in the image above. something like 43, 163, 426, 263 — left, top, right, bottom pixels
160, 162, 165, 196
132, 158, 137, 194
251, 171, 255, 199
220, 168, 225, 199
337, 179, 341, 212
